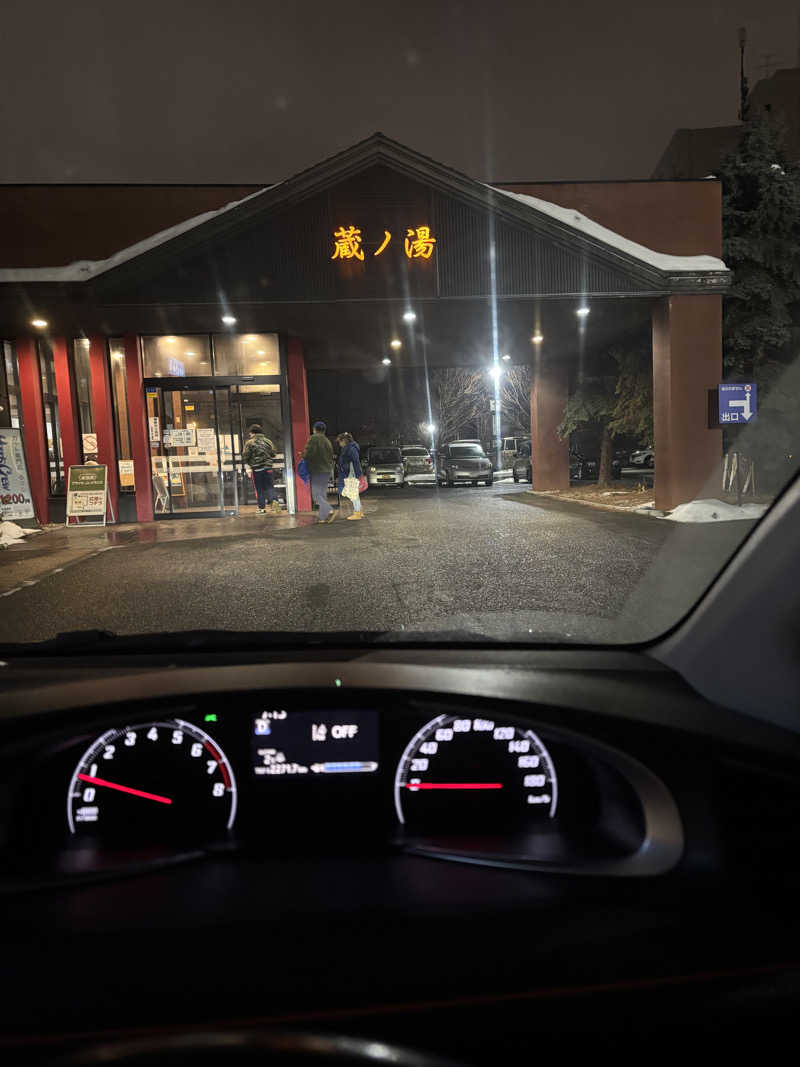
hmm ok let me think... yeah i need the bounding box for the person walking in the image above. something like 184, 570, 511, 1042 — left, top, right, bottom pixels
336, 432, 364, 521
302, 420, 335, 523
242, 424, 280, 514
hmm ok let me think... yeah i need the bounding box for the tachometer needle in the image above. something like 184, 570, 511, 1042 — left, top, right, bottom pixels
403, 782, 504, 790
77, 773, 172, 805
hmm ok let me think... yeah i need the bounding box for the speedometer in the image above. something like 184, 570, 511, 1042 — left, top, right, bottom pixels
394, 713, 557, 833
67, 719, 237, 841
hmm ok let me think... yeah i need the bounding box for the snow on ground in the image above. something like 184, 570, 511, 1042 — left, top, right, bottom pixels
488, 186, 727, 274
0, 521, 37, 548
639, 498, 768, 523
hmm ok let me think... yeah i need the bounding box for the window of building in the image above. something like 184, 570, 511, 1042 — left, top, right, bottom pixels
1, 341, 21, 430
109, 339, 134, 491
142, 336, 211, 378
37, 340, 64, 495
213, 333, 279, 376
72, 339, 94, 459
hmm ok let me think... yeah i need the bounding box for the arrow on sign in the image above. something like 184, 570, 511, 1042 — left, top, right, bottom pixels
729, 393, 753, 421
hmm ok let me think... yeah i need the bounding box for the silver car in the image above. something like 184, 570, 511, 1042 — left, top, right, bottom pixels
437, 442, 493, 486
401, 445, 433, 476
366, 446, 405, 486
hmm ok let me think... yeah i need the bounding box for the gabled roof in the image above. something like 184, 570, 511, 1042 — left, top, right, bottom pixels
0, 133, 729, 295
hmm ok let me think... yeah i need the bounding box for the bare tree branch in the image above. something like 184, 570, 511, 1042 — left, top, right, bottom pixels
429, 368, 486, 443
499, 366, 532, 433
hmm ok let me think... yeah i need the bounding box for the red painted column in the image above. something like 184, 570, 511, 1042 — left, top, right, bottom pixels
287, 336, 312, 512
530, 358, 569, 490
652, 295, 722, 511
51, 337, 82, 476
15, 337, 49, 524
123, 333, 153, 522
88, 336, 119, 522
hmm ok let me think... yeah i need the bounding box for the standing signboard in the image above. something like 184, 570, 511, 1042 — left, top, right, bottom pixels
0, 428, 35, 521
66, 465, 115, 526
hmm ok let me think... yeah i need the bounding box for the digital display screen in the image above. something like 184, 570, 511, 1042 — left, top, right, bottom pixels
252, 710, 379, 778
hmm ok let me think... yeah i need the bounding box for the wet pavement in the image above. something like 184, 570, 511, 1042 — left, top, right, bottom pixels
0, 483, 755, 646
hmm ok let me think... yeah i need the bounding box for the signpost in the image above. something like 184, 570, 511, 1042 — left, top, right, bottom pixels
718, 383, 757, 424
66, 465, 115, 526
0, 428, 35, 521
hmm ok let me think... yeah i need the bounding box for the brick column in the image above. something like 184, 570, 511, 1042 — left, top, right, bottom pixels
88, 336, 119, 521
530, 358, 569, 490
51, 337, 82, 475
123, 334, 153, 522
287, 337, 312, 512
652, 295, 722, 511
16, 338, 49, 524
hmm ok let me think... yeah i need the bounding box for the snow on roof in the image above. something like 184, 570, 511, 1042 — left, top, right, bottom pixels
487, 185, 727, 274
0, 186, 272, 283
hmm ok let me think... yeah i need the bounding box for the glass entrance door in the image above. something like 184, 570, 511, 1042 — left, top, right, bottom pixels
232, 384, 285, 510
146, 385, 235, 516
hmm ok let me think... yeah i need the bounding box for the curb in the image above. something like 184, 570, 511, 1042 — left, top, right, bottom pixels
524, 489, 658, 516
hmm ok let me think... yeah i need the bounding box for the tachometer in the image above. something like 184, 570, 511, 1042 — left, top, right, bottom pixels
394, 713, 557, 833
67, 719, 237, 841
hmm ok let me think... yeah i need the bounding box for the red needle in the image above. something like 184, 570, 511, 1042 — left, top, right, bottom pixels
77, 773, 172, 805
403, 782, 503, 790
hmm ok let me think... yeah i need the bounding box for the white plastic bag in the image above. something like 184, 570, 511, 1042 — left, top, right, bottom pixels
342, 476, 360, 501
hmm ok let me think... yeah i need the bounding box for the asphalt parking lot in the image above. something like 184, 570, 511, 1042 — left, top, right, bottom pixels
0, 479, 753, 646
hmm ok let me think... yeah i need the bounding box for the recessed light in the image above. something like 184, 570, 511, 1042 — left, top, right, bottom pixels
185, 351, 195, 356
257, 349, 265, 355
221, 315, 237, 325
576, 306, 590, 317
531, 333, 544, 344
382, 357, 392, 366
390, 338, 402, 349
31, 318, 48, 328
402, 310, 416, 323
502, 354, 511, 361
165, 336, 177, 343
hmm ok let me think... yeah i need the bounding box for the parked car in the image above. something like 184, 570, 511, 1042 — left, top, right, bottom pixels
365, 446, 405, 486
437, 441, 493, 486
630, 446, 655, 468
512, 440, 532, 482
401, 445, 433, 476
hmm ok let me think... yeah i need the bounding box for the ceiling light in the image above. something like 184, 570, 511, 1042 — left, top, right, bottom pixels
576, 306, 590, 317
382, 357, 392, 366
502, 354, 511, 361
165, 336, 177, 343
390, 338, 402, 349
257, 349, 265, 355
402, 310, 417, 323
531, 333, 544, 344
221, 315, 237, 325
185, 351, 195, 356
245, 335, 256, 342
31, 318, 48, 328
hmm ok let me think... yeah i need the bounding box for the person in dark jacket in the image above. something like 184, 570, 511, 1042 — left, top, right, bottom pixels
302, 421, 335, 523
242, 424, 280, 514
336, 432, 364, 521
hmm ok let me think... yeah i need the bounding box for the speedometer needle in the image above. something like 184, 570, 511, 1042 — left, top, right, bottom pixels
77, 773, 172, 805
403, 782, 504, 790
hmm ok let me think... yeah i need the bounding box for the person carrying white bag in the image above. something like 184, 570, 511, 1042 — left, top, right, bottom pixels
336, 432, 366, 521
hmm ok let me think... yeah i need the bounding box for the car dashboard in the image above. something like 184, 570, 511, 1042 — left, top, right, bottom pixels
2, 650, 800, 1061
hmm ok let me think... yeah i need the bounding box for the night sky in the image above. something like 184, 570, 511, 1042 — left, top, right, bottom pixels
2, 0, 799, 185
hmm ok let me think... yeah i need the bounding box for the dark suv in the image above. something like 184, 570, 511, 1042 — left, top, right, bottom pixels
437, 442, 493, 486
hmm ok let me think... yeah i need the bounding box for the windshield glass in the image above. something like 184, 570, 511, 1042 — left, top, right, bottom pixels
1, 15, 799, 651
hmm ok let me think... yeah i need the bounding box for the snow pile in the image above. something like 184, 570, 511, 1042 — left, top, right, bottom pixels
0, 520, 35, 548
664, 499, 768, 523
488, 186, 728, 274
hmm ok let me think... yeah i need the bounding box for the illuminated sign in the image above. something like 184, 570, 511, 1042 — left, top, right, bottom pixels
332, 225, 437, 264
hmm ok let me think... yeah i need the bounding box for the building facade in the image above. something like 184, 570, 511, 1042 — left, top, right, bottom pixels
0, 134, 729, 522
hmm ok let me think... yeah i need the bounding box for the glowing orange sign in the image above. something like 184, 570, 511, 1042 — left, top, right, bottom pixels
404, 225, 436, 259
331, 226, 364, 261
331, 225, 437, 264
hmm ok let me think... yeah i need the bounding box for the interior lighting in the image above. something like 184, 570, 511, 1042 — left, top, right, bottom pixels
221, 315, 237, 325
31, 318, 48, 328
165, 336, 177, 343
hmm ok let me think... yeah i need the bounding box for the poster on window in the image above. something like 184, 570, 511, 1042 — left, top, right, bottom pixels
196, 428, 218, 453
0, 428, 35, 520
149, 416, 160, 443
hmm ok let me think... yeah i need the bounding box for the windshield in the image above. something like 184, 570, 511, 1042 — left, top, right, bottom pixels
449, 445, 485, 457
1, 14, 799, 653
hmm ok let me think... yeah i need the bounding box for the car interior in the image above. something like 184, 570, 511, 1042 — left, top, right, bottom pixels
1, 472, 799, 1065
